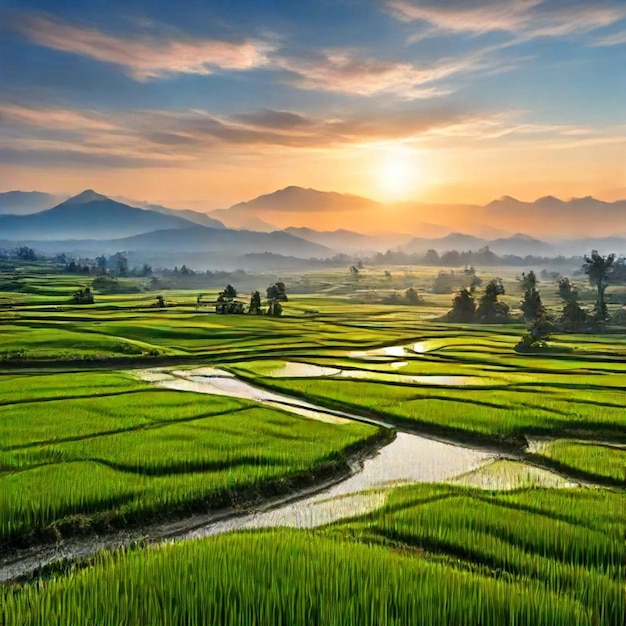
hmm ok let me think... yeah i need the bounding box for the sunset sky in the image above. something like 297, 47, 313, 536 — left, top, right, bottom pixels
1, 0, 625, 211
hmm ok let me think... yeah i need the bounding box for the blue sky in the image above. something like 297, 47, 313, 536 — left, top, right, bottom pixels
0, 0, 624, 209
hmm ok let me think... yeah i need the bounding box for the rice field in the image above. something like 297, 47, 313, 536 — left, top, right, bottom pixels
535, 440, 626, 483
2, 485, 622, 625
0, 372, 378, 545
1, 267, 624, 624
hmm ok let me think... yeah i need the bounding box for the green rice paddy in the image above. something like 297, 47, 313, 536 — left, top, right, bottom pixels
1, 267, 624, 624
0, 372, 377, 544
2, 485, 622, 625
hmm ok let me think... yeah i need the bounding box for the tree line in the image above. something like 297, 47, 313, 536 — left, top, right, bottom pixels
213, 283, 288, 316
443, 251, 622, 349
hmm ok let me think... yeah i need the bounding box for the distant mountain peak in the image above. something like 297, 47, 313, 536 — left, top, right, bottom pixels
535, 195, 562, 203
64, 189, 110, 205
510, 232, 537, 241
485, 195, 521, 208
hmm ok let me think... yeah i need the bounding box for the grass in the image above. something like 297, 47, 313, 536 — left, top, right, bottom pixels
2, 485, 622, 625
0, 372, 378, 545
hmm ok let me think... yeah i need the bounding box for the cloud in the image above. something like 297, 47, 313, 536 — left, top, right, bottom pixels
230, 109, 313, 130
5, 10, 504, 98
0, 147, 175, 169
2, 102, 620, 169
388, 0, 626, 39
273, 46, 503, 98
0, 103, 117, 132
591, 30, 626, 46
7, 12, 274, 80
0, 102, 475, 167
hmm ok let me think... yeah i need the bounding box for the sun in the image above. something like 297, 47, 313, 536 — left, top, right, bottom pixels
376, 146, 419, 201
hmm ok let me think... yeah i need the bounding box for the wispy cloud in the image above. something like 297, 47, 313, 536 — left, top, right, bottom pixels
3, 101, 620, 171
388, 0, 626, 39
4, 10, 508, 98
6, 12, 274, 80
275, 48, 470, 98
0, 102, 477, 167
591, 30, 626, 46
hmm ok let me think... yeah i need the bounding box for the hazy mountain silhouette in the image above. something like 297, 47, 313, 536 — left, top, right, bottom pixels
114, 227, 331, 257
142, 203, 225, 229
0, 191, 64, 215
225, 185, 380, 213
208, 210, 277, 232
5, 225, 332, 261
477, 195, 626, 237
211, 186, 379, 231
282, 227, 414, 252
487, 233, 555, 257
113, 197, 226, 229
3, 186, 626, 259
403, 231, 561, 257
0, 190, 198, 240
210, 186, 626, 238
404, 232, 488, 254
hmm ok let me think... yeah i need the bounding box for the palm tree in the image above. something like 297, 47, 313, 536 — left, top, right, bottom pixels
582, 250, 615, 320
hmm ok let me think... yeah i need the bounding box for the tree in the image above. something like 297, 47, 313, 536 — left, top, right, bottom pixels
432, 271, 459, 294
557, 277, 587, 330
95, 255, 107, 275
71, 286, 94, 304
405, 287, 422, 305
582, 250, 615, 320
440, 250, 461, 266
111, 252, 128, 276
517, 315, 555, 351
476, 278, 510, 323
423, 249, 440, 265
518, 271, 544, 322
469, 275, 482, 292
266, 282, 287, 302
267, 300, 283, 317
16, 246, 36, 261
216, 300, 244, 314
249, 291, 262, 314
518, 270, 537, 292
218, 284, 237, 302
447, 287, 476, 322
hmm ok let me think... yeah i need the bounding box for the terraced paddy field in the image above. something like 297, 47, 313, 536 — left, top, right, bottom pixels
1, 269, 624, 624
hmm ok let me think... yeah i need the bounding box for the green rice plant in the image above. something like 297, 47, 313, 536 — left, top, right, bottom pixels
0, 375, 377, 543
1, 529, 596, 626
537, 440, 626, 483
340, 484, 624, 625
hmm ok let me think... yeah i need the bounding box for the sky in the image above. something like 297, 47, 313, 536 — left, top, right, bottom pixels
0, 0, 625, 211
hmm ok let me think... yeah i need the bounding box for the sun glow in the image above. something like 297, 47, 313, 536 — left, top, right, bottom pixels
376, 146, 421, 201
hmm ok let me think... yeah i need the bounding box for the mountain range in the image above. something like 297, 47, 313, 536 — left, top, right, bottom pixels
0, 190, 198, 240
0, 191, 65, 215
0, 190, 331, 265
1, 186, 626, 268
210, 187, 626, 239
